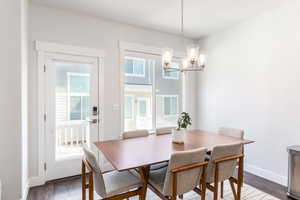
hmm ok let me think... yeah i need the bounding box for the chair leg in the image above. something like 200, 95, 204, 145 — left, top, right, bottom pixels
237, 156, 244, 200
82, 160, 86, 200
201, 164, 207, 200
214, 164, 219, 200
179, 194, 183, 199
89, 171, 94, 200
220, 181, 224, 198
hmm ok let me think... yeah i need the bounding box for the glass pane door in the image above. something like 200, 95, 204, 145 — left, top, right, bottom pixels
45, 54, 99, 180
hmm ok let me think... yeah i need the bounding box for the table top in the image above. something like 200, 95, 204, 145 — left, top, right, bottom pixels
94, 130, 254, 171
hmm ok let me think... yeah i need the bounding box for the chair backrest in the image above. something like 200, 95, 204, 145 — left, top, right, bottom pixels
162, 148, 207, 196
218, 127, 244, 139
206, 143, 243, 183
122, 129, 149, 139
82, 145, 106, 197
156, 127, 175, 135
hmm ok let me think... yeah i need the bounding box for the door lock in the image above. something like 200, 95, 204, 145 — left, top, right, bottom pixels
92, 106, 99, 116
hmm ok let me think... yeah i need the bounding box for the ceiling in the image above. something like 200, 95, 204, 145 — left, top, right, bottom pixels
31, 0, 284, 39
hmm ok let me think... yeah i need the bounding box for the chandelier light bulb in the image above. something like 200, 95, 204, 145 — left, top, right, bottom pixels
182, 58, 189, 69
187, 45, 199, 62
198, 54, 206, 67
162, 48, 174, 66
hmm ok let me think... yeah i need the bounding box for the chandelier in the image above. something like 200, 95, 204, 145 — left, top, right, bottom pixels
162, 0, 206, 72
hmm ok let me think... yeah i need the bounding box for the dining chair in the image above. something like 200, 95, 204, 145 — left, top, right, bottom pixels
156, 127, 175, 135
200, 143, 243, 200
121, 129, 149, 139
148, 148, 208, 200
150, 127, 176, 171
218, 127, 244, 198
218, 127, 244, 139
82, 146, 144, 200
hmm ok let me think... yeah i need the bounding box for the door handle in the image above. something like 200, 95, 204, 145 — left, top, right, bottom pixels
86, 119, 98, 124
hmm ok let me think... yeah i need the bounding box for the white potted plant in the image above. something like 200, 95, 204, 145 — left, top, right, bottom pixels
172, 112, 192, 143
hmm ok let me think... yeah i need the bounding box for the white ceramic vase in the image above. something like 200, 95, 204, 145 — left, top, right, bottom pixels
172, 128, 186, 143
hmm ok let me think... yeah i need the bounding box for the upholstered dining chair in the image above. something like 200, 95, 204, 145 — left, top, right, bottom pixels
218, 127, 244, 139
82, 146, 144, 200
218, 127, 244, 198
201, 143, 243, 200
121, 129, 149, 139
150, 127, 176, 171
148, 148, 208, 200
156, 127, 175, 135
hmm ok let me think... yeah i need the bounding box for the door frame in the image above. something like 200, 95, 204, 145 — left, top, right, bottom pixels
36, 41, 105, 185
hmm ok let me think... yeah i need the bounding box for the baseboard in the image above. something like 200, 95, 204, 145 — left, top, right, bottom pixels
245, 163, 287, 186
28, 176, 46, 188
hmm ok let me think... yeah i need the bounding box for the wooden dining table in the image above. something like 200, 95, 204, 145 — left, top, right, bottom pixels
94, 130, 254, 200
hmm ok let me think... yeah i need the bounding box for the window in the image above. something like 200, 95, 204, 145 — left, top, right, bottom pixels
162, 63, 179, 80
125, 96, 134, 119
125, 57, 146, 77
163, 96, 178, 115
137, 98, 148, 117
123, 52, 183, 131
68, 73, 90, 120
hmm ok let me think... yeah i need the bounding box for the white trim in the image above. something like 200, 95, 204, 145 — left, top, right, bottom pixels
28, 176, 46, 187
124, 56, 146, 77
20, 180, 30, 200
245, 163, 287, 186
35, 41, 105, 58
119, 41, 185, 58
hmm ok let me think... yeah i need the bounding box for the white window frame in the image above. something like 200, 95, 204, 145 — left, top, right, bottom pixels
162, 95, 179, 116
124, 95, 134, 120
162, 63, 179, 80
67, 72, 90, 121
119, 41, 186, 133
137, 97, 150, 118
124, 56, 146, 77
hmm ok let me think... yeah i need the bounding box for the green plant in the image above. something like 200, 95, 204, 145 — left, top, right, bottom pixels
177, 112, 192, 130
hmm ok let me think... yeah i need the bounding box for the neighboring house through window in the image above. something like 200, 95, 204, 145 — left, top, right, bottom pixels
163, 95, 178, 116
125, 56, 146, 77
124, 96, 134, 119
162, 62, 179, 80
67, 73, 90, 120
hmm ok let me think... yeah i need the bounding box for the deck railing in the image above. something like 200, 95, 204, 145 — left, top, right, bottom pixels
56, 121, 90, 147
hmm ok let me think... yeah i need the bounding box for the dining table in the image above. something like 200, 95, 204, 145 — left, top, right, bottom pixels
94, 129, 254, 200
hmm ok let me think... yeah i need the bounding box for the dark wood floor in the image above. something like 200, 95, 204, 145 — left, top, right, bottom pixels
28, 172, 294, 200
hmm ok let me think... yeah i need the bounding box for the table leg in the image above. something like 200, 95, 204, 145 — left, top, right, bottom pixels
138, 166, 150, 200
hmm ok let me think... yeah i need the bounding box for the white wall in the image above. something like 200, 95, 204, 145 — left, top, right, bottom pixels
28, 4, 197, 179
198, 0, 300, 186
0, 0, 26, 199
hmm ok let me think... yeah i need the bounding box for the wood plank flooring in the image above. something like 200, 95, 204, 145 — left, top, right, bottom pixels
27, 172, 294, 200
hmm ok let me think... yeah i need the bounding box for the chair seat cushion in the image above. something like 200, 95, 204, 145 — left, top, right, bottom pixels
148, 167, 167, 193
150, 162, 168, 171
103, 170, 143, 197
